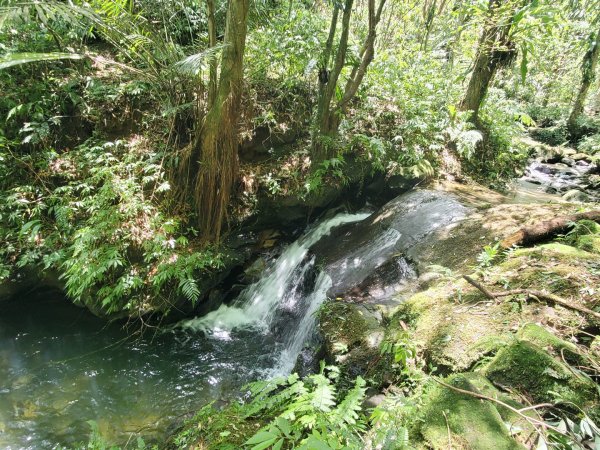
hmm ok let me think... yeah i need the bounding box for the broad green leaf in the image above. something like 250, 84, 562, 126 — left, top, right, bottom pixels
0, 52, 85, 70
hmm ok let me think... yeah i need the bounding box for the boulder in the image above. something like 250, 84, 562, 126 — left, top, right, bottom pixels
562, 189, 593, 203
313, 190, 468, 298
416, 373, 528, 450
572, 153, 593, 163
319, 302, 388, 383
484, 340, 599, 418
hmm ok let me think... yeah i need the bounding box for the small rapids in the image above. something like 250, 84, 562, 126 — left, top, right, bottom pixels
179, 211, 370, 375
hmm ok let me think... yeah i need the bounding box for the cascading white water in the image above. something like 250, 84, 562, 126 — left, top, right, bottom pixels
269, 271, 332, 376
180, 212, 369, 340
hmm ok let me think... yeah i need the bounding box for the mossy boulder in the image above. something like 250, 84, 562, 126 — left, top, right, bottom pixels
415, 373, 527, 450
575, 234, 600, 254
319, 302, 387, 381
517, 323, 582, 364
483, 340, 599, 418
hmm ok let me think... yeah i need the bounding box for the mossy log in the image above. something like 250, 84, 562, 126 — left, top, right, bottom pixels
500, 210, 600, 249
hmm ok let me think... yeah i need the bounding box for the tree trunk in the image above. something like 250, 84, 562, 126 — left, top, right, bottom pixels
459, 0, 515, 124
567, 27, 600, 138
316, 0, 353, 151
313, 0, 386, 161
194, 0, 249, 241
420, 0, 437, 52
206, 0, 218, 108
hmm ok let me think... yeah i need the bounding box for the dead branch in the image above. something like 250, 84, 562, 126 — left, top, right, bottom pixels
462, 275, 600, 320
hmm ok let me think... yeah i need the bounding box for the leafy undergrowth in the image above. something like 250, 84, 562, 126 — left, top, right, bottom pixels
0, 135, 225, 317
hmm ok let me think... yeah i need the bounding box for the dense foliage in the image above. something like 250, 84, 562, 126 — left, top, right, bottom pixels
0, 0, 599, 316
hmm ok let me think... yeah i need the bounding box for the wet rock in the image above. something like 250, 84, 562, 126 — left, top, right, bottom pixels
243, 256, 268, 282
319, 302, 390, 384
293, 344, 327, 378
343, 256, 417, 303
363, 393, 386, 409
417, 271, 443, 288
572, 152, 593, 163
562, 189, 593, 203
313, 190, 468, 298
536, 145, 563, 163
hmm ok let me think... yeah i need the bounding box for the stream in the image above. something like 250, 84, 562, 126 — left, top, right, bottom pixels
0, 212, 369, 449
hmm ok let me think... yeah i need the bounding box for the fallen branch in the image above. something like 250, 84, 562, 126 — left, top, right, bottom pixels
462, 275, 600, 320
500, 210, 600, 249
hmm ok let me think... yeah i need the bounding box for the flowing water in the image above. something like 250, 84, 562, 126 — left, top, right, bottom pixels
0, 212, 369, 449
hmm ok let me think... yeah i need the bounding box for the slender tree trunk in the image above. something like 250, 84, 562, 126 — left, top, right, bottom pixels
312, 5, 340, 151
568, 26, 600, 137
459, 0, 515, 124
206, 0, 218, 108
319, 0, 353, 133
313, 0, 386, 161
420, 0, 437, 51
195, 0, 249, 241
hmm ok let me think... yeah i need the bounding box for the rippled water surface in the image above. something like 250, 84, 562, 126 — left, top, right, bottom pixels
0, 294, 284, 449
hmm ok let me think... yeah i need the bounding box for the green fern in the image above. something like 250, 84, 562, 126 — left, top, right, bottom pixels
241, 364, 367, 449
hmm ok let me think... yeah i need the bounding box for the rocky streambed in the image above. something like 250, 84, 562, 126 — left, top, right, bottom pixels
512, 137, 599, 203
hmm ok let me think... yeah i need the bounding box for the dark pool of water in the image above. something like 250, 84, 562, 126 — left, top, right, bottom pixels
0, 291, 281, 449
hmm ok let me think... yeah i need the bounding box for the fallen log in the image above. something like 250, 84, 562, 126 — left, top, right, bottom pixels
500, 210, 600, 249
463, 275, 600, 320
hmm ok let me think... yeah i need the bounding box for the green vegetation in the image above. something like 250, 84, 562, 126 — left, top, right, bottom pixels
2, 0, 600, 448
2, 0, 600, 315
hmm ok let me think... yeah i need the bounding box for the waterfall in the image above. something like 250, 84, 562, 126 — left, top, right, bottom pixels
180, 212, 370, 359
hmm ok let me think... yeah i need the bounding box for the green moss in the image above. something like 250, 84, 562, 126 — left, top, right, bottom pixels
517, 323, 581, 363
484, 340, 598, 414
576, 234, 600, 254
415, 373, 525, 450
512, 243, 597, 260
319, 302, 374, 351
170, 402, 260, 449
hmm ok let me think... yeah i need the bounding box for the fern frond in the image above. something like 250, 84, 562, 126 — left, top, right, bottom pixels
331, 376, 366, 429
179, 277, 200, 303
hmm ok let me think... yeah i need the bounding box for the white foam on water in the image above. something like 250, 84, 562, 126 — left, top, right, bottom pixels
180, 212, 370, 335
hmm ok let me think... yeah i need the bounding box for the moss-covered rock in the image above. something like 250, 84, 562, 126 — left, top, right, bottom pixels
483, 340, 599, 417
576, 234, 600, 254
319, 302, 387, 382
512, 243, 598, 261
415, 373, 527, 450
517, 323, 582, 364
